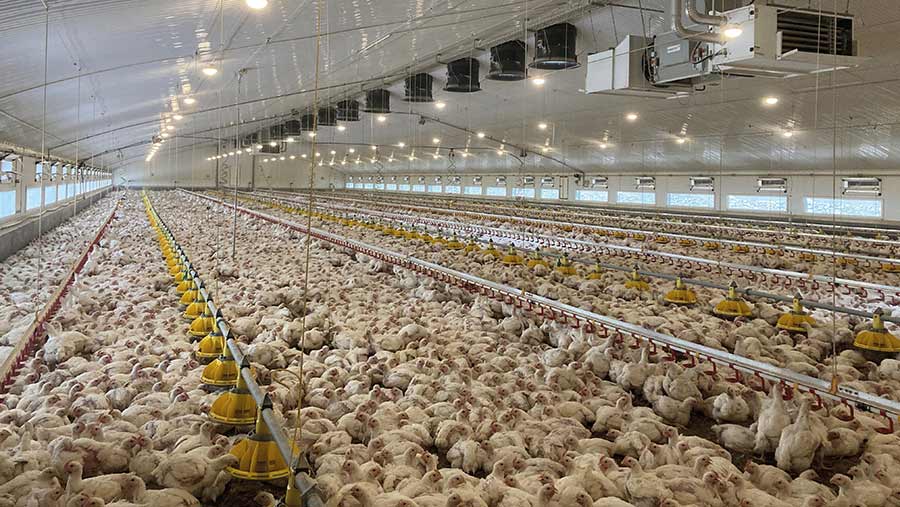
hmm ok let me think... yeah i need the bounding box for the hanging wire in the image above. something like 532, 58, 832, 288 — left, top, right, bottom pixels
36, 4, 50, 298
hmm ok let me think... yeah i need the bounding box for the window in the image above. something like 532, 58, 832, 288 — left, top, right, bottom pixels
540, 188, 560, 199
34, 163, 43, 183
45, 186, 57, 205
727, 194, 787, 212
804, 197, 882, 218
363, 183, 374, 189
0, 160, 13, 183
667, 193, 714, 208
445, 185, 461, 194
386, 184, 397, 191
0, 190, 14, 218
374, 183, 385, 190
427, 185, 442, 193
486, 186, 507, 197
512, 188, 535, 198
345, 182, 353, 189
412, 184, 426, 192
398, 184, 411, 191
617, 191, 656, 205
464, 186, 482, 195
575, 189, 609, 202
67, 183, 75, 197
26, 187, 41, 210
58, 184, 67, 200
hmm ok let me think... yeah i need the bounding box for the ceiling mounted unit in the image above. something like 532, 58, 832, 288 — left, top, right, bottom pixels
363, 89, 391, 113
367, 176, 374, 181
690, 176, 715, 191
586, 37, 693, 98
487, 40, 527, 81
541, 176, 555, 187
433, 176, 442, 183
390, 176, 396, 182
496, 176, 507, 184
300, 113, 317, 132
635, 176, 655, 190
336, 100, 360, 121
269, 124, 283, 142
283, 120, 302, 137
402, 176, 410, 182
418, 176, 426, 183
521, 176, 535, 186
449, 176, 461, 184
531, 23, 579, 70
842, 177, 881, 196
404, 73, 434, 102
590, 176, 608, 188
473, 176, 482, 184
757, 177, 787, 193
318, 107, 338, 127
348, 176, 354, 181
445, 58, 481, 93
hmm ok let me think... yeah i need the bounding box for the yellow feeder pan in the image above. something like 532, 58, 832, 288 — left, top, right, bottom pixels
419, 232, 436, 243
882, 262, 900, 273
595, 230, 609, 237
202, 341, 239, 387
209, 360, 258, 426
679, 239, 697, 247
854, 310, 900, 352
555, 255, 577, 276
655, 236, 670, 244
798, 252, 817, 262
527, 250, 549, 269
612, 231, 627, 239
227, 404, 291, 480
179, 284, 200, 307
776, 295, 817, 333
713, 282, 753, 319
484, 241, 502, 258
168, 260, 183, 276
624, 266, 650, 291
446, 237, 465, 250
433, 236, 449, 245
190, 307, 216, 338
836, 257, 858, 267
765, 248, 784, 256
176, 276, 196, 296
631, 233, 647, 241
196, 327, 225, 360
464, 240, 481, 254
501, 247, 524, 266
731, 244, 750, 254
586, 263, 604, 280
664, 277, 697, 306
703, 241, 721, 251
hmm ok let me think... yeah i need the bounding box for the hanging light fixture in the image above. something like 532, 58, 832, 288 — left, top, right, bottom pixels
202, 65, 218, 77
246, 0, 268, 9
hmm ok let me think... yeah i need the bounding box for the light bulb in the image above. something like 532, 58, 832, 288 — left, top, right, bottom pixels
541, 147, 549, 153
538, 122, 548, 130
183, 97, 196, 105
202, 66, 218, 77
599, 143, 607, 149
315, 152, 321, 157
764, 96, 779, 106
377, 115, 387, 123
269, 141, 277, 147
676, 138, 686, 144
263, 158, 268, 162
173, 114, 184, 121
307, 132, 316, 138
782, 131, 794, 138
432, 138, 440, 144
349, 148, 356, 153
330, 150, 336, 155
397, 142, 405, 148
246, 0, 268, 9
723, 25, 743, 39
285, 137, 295, 143
256, 144, 263, 150
245, 148, 252, 153
435, 101, 446, 109
337, 125, 346, 132
301, 154, 307, 158
370, 145, 377, 150
532, 77, 545, 86
290, 155, 296, 160
280, 156, 285, 161
166, 125, 175, 131
476, 132, 485, 139
626, 113, 638, 121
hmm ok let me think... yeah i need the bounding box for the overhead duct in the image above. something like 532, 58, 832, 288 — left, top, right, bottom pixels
444, 58, 481, 93
671, 0, 723, 44
364, 89, 391, 113
487, 40, 527, 81
336, 99, 360, 121
404, 73, 435, 102
530, 23, 579, 70
318, 107, 338, 126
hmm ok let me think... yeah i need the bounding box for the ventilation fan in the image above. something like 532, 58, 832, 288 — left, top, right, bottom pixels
541, 176, 555, 187
590, 176, 608, 188
635, 176, 655, 190
690, 176, 715, 192
757, 177, 787, 193
473, 176, 483, 185
496, 176, 507, 184
842, 177, 881, 196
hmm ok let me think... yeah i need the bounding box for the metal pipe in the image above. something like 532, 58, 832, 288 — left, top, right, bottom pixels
685, 0, 727, 26
671, 0, 723, 43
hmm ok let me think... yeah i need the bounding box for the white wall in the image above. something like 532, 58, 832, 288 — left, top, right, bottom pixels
341, 171, 900, 223
116, 142, 342, 190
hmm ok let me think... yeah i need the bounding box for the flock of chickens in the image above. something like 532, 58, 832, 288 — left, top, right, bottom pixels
0, 189, 897, 507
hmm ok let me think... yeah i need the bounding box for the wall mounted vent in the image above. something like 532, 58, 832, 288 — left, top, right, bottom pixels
449, 176, 461, 184
757, 177, 787, 193
418, 176, 426, 183
521, 176, 535, 185
541, 176, 555, 186
402, 176, 410, 183
590, 176, 608, 188
635, 176, 655, 190
496, 176, 507, 184
842, 177, 881, 196
473, 176, 483, 184
690, 176, 715, 192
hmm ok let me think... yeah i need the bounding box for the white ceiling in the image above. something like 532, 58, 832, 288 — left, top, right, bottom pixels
2, 0, 900, 175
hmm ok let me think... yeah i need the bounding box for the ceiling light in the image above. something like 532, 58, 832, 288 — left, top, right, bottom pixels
286, 137, 295, 143
315, 152, 321, 157
435, 101, 446, 109
538, 122, 548, 130
161, 132, 170, 138
476, 132, 485, 139
432, 138, 440, 144
370, 145, 377, 150
764, 96, 779, 106
626, 113, 638, 121
532, 77, 545, 86
223, 153, 228, 157
290, 155, 295, 160
397, 142, 405, 148
722, 25, 743, 39
497, 150, 504, 156
229, 151, 235, 156
173, 114, 184, 121
280, 156, 286, 161
676, 138, 687, 144
782, 131, 794, 138
377, 115, 387, 123
337, 125, 346, 132
202, 66, 218, 77
246, 0, 268, 9
183, 97, 196, 105
461, 152, 469, 158
263, 158, 268, 162
330, 150, 337, 155
599, 143, 608, 149
541, 146, 549, 153
245, 148, 252, 153
307, 132, 316, 138
349, 148, 356, 153
269, 141, 277, 147
432, 154, 439, 159
301, 154, 307, 158
166, 125, 175, 131
256, 144, 263, 150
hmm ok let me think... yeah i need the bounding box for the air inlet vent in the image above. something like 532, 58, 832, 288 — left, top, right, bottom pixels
690, 176, 715, 192
635, 176, 655, 190
842, 177, 881, 196
757, 177, 787, 193
778, 10, 853, 56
